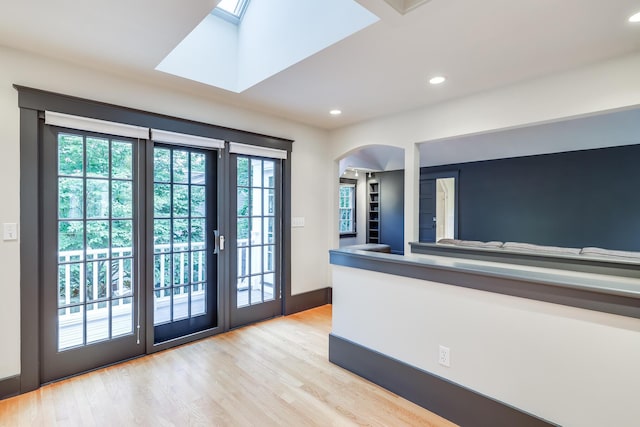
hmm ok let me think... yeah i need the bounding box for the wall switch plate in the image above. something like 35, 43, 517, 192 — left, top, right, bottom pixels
3, 223, 18, 241
292, 217, 305, 228
439, 345, 450, 367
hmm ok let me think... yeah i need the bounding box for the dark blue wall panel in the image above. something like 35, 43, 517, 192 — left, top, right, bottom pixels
378, 170, 405, 254
420, 144, 640, 251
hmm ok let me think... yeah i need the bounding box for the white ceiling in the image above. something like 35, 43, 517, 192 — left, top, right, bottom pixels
0, 0, 639, 129
419, 106, 640, 167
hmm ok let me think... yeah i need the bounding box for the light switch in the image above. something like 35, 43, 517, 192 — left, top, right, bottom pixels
3, 223, 18, 241
292, 217, 305, 228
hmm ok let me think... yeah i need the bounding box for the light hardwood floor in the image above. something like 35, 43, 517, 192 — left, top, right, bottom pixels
0, 305, 456, 427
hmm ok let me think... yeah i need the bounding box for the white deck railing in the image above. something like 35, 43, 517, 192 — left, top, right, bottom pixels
58, 239, 258, 309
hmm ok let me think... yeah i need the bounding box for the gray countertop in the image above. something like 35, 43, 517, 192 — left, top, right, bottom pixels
330, 247, 640, 300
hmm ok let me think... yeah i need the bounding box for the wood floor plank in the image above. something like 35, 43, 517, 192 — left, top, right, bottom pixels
0, 305, 457, 427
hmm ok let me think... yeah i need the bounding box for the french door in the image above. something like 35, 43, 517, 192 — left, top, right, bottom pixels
151, 145, 218, 343
41, 127, 145, 382
40, 127, 282, 382
229, 155, 282, 328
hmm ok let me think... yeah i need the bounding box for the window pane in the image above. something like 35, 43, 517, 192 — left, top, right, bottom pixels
58, 178, 84, 219
86, 301, 110, 344
263, 189, 275, 216
58, 134, 84, 176
59, 306, 84, 350
154, 254, 172, 289
111, 258, 133, 297
154, 288, 171, 325
86, 220, 110, 260
86, 179, 109, 218
237, 218, 249, 242
154, 148, 171, 183
173, 253, 189, 286
263, 161, 275, 188
237, 157, 249, 186
251, 188, 262, 216
251, 275, 263, 304
59, 221, 84, 255
112, 141, 133, 179
264, 273, 275, 301
112, 297, 133, 337
173, 150, 189, 183
251, 159, 262, 187
58, 263, 84, 306
191, 283, 206, 316
237, 187, 249, 216
191, 186, 206, 217
86, 260, 108, 301
191, 152, 206, 184
154, 184, 171, 217
264, 245, 275, 273
173, 185, 189, 217
191, 218, 205, 250
251, 217, 263, 245
263, 217, 274, 244
86, 138, 109, 178
173, 219, 189, 248
154, 219, 171, 253
338, 183, 356, 235
238, 247, 249, 277
191, 250, 206, 283
173, 287, 189, 320
112, 181, 133, 218
251, 246, 262, 275
112, 220, 133, 258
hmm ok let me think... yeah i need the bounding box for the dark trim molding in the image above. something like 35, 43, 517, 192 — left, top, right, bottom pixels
330, 249, 640, 319
0, 375, 20, 400
329, 334, 556, 427
284, 288, 331, 315
19, 107, 40, 394
14, 85, 293, 152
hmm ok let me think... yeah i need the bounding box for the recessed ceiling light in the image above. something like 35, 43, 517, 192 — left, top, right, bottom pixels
330, 109, 342, 116
629, 11, 640, 22
429, 76, 446, 85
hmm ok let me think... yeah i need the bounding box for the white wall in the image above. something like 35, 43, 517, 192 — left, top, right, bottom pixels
332, 266, 640, 426
327, 51, 640, 426
328, 52, 640, 254
0, 45, 331, 381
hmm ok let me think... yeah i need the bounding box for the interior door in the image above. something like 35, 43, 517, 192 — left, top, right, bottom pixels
151, 145, 218, 343
419, 178, 437, 242
229, 155, 282, 328
41, 127, 145, 383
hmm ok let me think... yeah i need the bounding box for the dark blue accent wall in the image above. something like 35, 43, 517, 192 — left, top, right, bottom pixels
378, 170, 405, 255
420, 144, 640, 251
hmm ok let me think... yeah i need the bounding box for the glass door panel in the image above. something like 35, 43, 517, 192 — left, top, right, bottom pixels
230, 155, 281, 328
152, 145, 218, 344
42, 129, 143, 383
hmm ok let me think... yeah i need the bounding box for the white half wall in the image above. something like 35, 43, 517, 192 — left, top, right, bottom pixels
0, 45, 331, 381
332, 265, 640, 426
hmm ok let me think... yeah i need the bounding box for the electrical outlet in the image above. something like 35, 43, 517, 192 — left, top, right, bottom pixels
439, 345, 450, 367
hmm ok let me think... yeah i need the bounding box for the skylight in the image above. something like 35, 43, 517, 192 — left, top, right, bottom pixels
213, 0, 250, 24
158, 0, 379, 93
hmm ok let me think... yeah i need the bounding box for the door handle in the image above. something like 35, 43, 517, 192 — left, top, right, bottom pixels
214, 230, 225, 254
